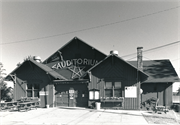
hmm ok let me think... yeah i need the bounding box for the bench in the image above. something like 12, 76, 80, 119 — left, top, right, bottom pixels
154, 98, 167, 114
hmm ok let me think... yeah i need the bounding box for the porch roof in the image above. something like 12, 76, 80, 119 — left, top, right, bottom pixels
5, 59, 67, 81
128, 59, 180, 83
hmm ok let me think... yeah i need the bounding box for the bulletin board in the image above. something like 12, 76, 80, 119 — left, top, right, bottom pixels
89, 91, 94, 100
125, 86, 137, 98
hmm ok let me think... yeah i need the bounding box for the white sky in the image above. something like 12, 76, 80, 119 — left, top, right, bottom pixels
1, 0, 180, 91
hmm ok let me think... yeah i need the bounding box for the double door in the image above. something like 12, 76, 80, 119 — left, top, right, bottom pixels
55, 83, 88, 107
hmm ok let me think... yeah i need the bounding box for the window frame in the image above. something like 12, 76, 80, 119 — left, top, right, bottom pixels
104, 81, 122, 98
26, 83, 40, 98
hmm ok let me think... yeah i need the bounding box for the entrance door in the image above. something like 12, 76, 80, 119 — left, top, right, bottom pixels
56, 91, 69, 106
55, 83, 88, 107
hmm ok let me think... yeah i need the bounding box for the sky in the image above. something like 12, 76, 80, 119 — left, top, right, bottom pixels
1, 0, 180, 91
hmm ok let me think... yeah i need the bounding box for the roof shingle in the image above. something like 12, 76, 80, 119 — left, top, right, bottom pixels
128, 60, 180, 83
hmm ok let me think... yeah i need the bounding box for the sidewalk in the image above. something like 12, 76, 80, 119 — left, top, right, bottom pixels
0, 107, 163, 125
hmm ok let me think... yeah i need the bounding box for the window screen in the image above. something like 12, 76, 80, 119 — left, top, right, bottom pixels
27, 84, 40, 98
115, 82, 121, 88
105, 89, 112, 97
106, 82, 112, 88
34, 84, 40, 89
27, 84, 32, 89
114, 89, 121, 97
27, 90, 32, 97
34, 90, 39, 97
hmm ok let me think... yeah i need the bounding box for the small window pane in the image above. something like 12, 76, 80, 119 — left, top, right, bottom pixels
34, 84, 39, 89
114, 89, 121, 97
105, 89, 112, 97
27, 84, 32, 89
106, 82, 112, 88
27, 90, 32, 97
34, 90, 39, 97
115, 82, 121, 88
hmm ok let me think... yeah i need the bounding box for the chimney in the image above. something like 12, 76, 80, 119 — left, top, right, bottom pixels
137, 47, 143, 71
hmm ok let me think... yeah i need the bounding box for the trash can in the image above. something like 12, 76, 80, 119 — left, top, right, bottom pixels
95, 102, 101, 110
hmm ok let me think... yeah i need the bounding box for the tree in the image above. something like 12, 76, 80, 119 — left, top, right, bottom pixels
0, 62, 13, 102
0, 62, 6, 79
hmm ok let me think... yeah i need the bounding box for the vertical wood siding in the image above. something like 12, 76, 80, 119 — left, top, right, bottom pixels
14, 77, 26, 100
123, 80, 139, 110
14, 61, 52, 107
49, 84, 54, 107
165, 84, 173, 107
89, 56, 140, 109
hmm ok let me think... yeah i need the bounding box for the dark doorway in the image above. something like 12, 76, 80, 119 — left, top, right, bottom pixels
55, 83, 88, 107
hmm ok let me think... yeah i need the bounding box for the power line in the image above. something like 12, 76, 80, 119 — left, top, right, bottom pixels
143, 56, 154, 61
121, 41, 180, 58
127, 56, 180, 62
1, 6, 180, 45
126, 56, 137, 61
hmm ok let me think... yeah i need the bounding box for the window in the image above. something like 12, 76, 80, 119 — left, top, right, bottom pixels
89, 89, 99, 100
105, 82, 113, 97
27, 84, 32, 97
105, 82, 122, 97
114, 82, 121, 97
27, 84, 40, 98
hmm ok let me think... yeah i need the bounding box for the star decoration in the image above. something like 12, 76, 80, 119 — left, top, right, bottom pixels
68, 66, 85, 79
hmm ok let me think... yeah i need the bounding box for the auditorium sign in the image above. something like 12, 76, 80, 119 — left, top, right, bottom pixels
52, 58, 98, 69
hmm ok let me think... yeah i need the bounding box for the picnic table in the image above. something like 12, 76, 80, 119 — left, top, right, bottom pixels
142, 97, 167, 114
18, 101, 39, 111
1, 100, 40, 112
0, 101, 18, 111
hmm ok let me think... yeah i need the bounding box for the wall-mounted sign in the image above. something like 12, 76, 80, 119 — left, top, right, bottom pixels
68, 66, 85, 79
89, 91, 94, 100
69, 93, 74, 99
69, 89, 74, 93
39, 91, 49, 96
125, 86, 137, 98
52, 58, 98, 69
94, 91, 99, 100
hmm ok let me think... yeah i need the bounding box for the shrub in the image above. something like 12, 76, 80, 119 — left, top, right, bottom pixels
0, 82, 13, 102
175, 105, 180, 112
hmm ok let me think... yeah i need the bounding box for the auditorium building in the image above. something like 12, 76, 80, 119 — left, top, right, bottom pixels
6, 37, 180, 110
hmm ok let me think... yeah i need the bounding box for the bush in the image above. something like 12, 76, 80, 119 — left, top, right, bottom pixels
170, 104, 175, 109
175, 105, 180, 112
0, 82, 13, 102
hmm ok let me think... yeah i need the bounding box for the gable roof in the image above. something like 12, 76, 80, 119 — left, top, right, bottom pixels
43, 37, 107, 63
128, 60, 180, 83
87, 54, 149, 78
5, 59, 67, 81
